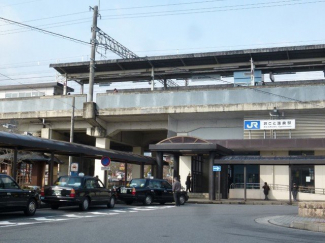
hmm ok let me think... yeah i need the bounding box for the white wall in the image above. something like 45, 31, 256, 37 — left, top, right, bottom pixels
274, 165, 289, 186
315, 165, 325, 189
94, 138, 110, 182
179, 156, 191, 187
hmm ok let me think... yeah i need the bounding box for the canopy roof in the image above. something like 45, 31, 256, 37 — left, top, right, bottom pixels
50, 44, 325, 83
0, 132, 155, 165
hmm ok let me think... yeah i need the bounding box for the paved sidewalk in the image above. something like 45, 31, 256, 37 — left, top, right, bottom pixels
187, 198, 298, 206
187, 198, 325, 233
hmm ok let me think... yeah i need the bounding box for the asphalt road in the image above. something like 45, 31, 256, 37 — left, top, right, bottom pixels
0, 203, 324, 243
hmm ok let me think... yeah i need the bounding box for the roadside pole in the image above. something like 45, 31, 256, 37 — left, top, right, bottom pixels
88, 5, 98, 102
68, 97, 75, 175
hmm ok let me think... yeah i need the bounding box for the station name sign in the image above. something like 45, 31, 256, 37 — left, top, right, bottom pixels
244, 119, 295, 130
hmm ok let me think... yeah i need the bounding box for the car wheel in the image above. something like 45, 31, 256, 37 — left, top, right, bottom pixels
79, 197, 90, 211
179, 195, 186, 205
143, 195, 153, 206
125, 200, 133, 205
107, 197, 115, 208
50, 205, 59, 210
24, 199, 37, 216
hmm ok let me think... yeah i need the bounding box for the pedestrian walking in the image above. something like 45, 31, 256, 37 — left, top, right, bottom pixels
292, 183, 298, 201
186, 172, 192, 192
262, 182, 270, 200
172, 177, 181, 206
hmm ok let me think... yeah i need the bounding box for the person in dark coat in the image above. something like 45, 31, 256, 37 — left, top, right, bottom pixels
186, 172, 191, 192
172, 177, 181, 206
262, 182, 270, 200
292, 183, 298, 201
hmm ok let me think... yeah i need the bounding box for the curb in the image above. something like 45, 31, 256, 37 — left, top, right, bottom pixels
187, 200, 297, 206
291, 221, 325, 233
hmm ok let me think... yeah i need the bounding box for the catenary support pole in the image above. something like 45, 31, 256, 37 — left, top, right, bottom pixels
68, 97, 75, 175
88, 5, 98, 102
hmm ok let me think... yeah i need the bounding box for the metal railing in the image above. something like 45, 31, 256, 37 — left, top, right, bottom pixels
230, 183, 325, 195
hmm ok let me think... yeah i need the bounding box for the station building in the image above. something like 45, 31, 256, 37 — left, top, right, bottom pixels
1, 44, 325, 201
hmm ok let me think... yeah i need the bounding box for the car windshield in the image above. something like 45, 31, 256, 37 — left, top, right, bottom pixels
55, 176, 82, 187
129, 179, 146, 188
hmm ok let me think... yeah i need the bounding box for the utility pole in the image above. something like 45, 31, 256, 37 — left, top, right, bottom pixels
68, 97, 75, 175
88, 6, 98, 102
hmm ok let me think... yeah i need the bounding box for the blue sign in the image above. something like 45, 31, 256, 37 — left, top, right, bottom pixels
213, 166, 221, 172
101, 157, 111, 166
244, 120, 260, 130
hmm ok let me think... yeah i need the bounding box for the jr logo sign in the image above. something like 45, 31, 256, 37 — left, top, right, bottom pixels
244, 121, 260, 130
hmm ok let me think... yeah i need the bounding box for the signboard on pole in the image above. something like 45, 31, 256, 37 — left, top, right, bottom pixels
101, 157, 111, 167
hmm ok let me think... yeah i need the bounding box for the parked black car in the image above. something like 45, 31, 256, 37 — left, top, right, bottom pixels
41, 174, 116, 211
117, 178, 189, 205
0, 173, 40, 216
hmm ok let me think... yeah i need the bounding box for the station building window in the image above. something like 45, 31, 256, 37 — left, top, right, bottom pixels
291, 165, 314, 188
232, 165, 259, 189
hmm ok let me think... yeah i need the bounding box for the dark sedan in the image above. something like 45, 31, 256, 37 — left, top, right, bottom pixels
0, 173, 40, 216
117, 178, 189, 205
41, 174, 116, 211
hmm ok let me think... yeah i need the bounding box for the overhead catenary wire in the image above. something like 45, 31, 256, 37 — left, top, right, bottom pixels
1, 0, 324, 36
0, 16, 90, 46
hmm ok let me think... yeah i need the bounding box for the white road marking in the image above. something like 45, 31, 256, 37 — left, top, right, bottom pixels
0, 206, 173, 228
0, 221, 15, 225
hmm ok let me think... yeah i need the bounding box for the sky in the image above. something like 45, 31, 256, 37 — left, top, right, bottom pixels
0, 0, 324, 93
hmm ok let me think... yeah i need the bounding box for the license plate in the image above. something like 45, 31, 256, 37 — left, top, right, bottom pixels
120, 187, 127, 193
53, 190, 61, 196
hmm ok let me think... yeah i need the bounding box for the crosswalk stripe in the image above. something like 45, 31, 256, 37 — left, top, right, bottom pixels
0, 206, 173, 228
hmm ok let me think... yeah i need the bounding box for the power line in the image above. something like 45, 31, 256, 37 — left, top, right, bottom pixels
1, 0, 324, 36
0, 16, 90, 46
0, 0, 44, 8
99, 0, 325, 20
100, 0, 230, 12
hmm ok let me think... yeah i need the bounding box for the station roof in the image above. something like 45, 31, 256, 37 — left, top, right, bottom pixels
50, 44, 325, 83
217, 156, 325, 165
149, 136, 233, 156
0, 132, 155, 165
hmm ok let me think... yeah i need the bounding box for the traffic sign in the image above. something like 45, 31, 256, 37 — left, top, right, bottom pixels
213, 165, 221, 172
101, 157, 111, 166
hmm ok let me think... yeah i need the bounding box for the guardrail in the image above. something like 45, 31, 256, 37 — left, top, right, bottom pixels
230, 183, 325, 195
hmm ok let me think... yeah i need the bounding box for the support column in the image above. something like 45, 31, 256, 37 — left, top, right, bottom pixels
94, 138, 110, 185
289, 164, 292, 205
244, 165, 247, 201
140, 164, 144, 179
49, 152, 54, 186
209, 152, 216, 200
132, 147, 143, 179
173, 155, 180, 180
156, 152, 163, 179
12, 148, 18, 181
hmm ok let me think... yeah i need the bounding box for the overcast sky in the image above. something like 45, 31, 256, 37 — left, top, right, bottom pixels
0, 0, 324, 93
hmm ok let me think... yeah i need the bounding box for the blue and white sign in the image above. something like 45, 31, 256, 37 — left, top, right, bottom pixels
244, 120, 260, 130
244, 119, 295, 130
213, 165, 221, 172
101, 157, 111, 166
